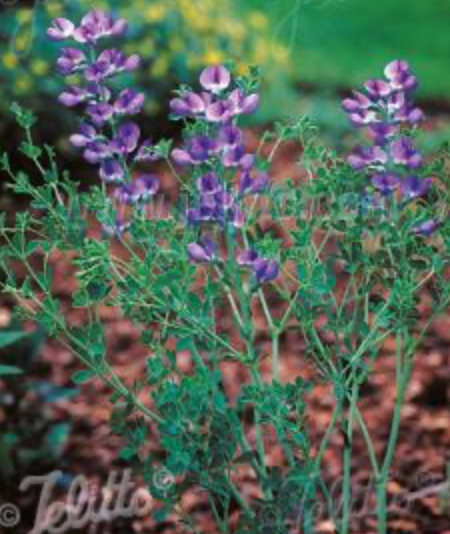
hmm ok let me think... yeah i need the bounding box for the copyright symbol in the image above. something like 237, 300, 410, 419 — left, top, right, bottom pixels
0, 503, 20, 528
153, 467, 175, 495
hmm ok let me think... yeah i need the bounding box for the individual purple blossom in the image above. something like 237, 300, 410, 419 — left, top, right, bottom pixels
391, 137, 423, 168
371, 173, 400, 196
237, 249, 259, 266
400, 176, 432, 201
47, 18, 75, 41
58, 86, 89, 107
135, 140, 159, 162
412, 220, 440, 237
86, 102, 115, 125
347, 145, 387, 170
114, 175, 159, 204
229, 89, 260, 115
222, 145, 255, 170
384, 60, 417, 92
200, 66, 231, 94
218, 125, 243, 148
99, 159, 125, 183
254, 258, 279, 285
110, 122, 141, 155
364, 79, 392, 99
239, 171, 269, 196
114, 89, 145, 115
69, 123, 98, 147
170, 92, 205, 116
73, 11, 128, 44
197, 173, 221, 195
172, 135, 220, 166
205, 100, 235, 123
57, 48, 87, 75
368, 123, 397, 145
83, 141, 112, 164
187, 238, 217, 263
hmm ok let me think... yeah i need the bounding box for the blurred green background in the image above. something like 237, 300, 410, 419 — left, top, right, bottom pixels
0, 0, 448, 149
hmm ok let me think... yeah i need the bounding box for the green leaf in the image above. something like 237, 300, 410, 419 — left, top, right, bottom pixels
0, 331, 26, 348
72, 369, 96, 385
0, 364, 23, 376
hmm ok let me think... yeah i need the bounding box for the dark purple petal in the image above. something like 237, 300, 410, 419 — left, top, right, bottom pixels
239, 171, 269, 195
400, 175, 432, 201
371, 173, 400, 195
47, 18, 75, 41
83, 141, 112, 164
253, 258, 279, 284
217, 125, 243, 148
99, 159, 125, 183
223, 145, 254, 169
134, 174, 160, 200
197, 172, 221, 195
200, 65, 231, 93
367, 123, 397, 145
86, 103, 115, 125
114, 89, 145, 115
111, 122, 141, 154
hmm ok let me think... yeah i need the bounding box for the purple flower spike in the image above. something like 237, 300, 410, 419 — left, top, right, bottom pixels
371, 173, 400, 196
170, 92, 205, 116
412, 220, 440, 237
99, 159, 125, 183
391, 137, 423, 168
47, 18, 75, 41
57, 48, 87, 75
187, 238, 217, 263
254, 258, 279, 285
364, 79, 392, 99
400, 175, 432, 201
115, 89, 145, 115
237, 249, 259, 266
347, 145, 387, 170
200, 65, 231, 94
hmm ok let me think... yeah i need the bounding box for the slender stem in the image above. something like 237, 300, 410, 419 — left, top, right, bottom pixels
341, 383, 357, 534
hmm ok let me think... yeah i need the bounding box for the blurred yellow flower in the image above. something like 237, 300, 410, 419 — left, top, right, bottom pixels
2, 52, 18, 70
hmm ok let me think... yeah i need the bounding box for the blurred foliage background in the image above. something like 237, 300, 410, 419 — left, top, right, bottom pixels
0, 0, 449, 150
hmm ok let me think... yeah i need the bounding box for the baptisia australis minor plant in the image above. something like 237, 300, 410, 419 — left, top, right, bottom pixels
1, 10, 450, 534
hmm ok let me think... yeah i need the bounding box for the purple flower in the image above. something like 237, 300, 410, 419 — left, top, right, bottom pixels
57, 48, 86, 75
347, 146, 387, 170
86, 102, 115, 125
237, 249, 259, 266
86, 50, 140, 81
114, 175, 159, 205
83, 141, 112, 164
371, 173, 400, 196
367, 123, 397, 145
400, 175, 432, 201
218, 125, 243, 148
135, 140, 159, 162
172, 136, 219, 166
73, 11, 128, 44
69, 123, 97, 147
205, 100, 235, 123
47, 18, 75, 41
384, 60, 417, 92
58, 86, 89, 107
114, 89, 145, 115
197, 172, 221, 195
222, 145, 255, 170
99, 159, 125, 183
394, 105, 424, 125
364, 79, 392, 99
391, 138, 423, 168
111, 122, 141, 155
342, 91, 371, 113
229, 89, 260, 115
412, 220, 440, 237
253, 258, 279, 284
239, 171, 269, 196
187, 238, 217, 263
170, 92, 205, 116
200, 65, 231, 93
